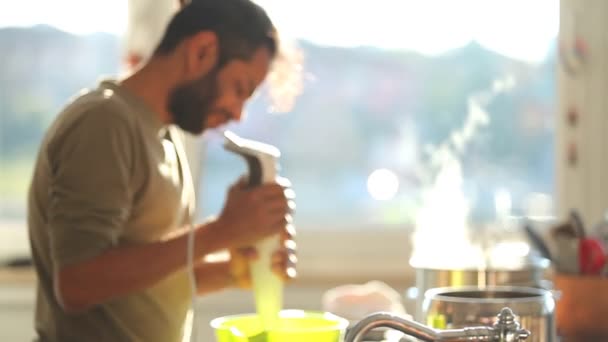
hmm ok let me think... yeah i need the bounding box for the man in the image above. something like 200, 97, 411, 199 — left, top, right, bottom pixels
27, 1, 296, 341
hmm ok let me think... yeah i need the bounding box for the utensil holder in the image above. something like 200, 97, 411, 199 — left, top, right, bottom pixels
554, 273, 608, 338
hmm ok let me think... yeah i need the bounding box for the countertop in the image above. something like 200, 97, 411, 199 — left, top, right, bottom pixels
0, 266, 36, 284
1, 266, 606, 342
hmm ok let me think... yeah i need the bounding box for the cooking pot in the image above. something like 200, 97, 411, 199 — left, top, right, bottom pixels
422, 285, 556, 342
408, 251, 551, 321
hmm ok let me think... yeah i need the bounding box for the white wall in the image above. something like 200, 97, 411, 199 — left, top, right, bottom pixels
557, 0, 608, 228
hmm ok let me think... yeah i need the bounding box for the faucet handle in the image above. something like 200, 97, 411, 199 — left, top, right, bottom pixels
493, 307, 531, 341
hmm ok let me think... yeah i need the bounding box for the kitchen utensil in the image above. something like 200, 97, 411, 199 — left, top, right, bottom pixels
550, 209, 607, 274
408, 254, 550, 322
550, 215, 582, 273
523, 222, 553, 261
578, 238, 606, 275
568, 209, 586, 238
553, 234, 579, 273
408, 216, 553, 322
224, 131, 283, 330
421, 286, 556, 342
592, 212, 608, 249
210, 310, 349, 342
566, 209, 606, 274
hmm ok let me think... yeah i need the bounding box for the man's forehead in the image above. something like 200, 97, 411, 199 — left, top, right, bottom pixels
219, 47, 272, 89
247, 47, 273, 84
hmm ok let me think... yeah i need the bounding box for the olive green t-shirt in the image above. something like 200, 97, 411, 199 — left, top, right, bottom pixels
27, 80, 197, 342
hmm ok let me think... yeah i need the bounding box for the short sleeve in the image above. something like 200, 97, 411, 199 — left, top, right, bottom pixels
46, 103, 135, 268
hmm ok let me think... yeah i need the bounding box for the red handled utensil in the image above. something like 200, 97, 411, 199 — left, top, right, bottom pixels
578, 238, 606, 275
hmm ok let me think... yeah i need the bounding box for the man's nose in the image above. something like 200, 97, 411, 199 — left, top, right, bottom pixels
230, 104, 245, 122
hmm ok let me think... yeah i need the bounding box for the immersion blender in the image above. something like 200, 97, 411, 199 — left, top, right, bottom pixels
223, 130, 283, 330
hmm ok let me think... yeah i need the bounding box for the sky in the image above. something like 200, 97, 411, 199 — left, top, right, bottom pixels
0, 0, 559, 62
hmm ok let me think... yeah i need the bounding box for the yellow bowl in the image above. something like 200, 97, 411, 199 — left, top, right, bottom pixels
210, 309, 349, 342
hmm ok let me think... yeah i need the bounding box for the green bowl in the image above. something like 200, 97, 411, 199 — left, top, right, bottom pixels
210, 309, 349, 342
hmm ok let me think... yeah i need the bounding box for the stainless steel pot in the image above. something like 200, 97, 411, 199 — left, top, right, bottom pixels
408, 255, 551, 321
422, 286, 556, 342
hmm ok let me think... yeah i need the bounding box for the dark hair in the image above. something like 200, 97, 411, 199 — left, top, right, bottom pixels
154, 0, 277, 66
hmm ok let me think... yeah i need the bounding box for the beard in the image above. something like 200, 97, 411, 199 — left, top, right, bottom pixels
167, 69, 219, 135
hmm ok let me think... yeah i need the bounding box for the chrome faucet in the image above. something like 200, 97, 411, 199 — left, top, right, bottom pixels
344, 307, 530, 342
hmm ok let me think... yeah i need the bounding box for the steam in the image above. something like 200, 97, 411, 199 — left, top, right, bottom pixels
410, 76, 515, 269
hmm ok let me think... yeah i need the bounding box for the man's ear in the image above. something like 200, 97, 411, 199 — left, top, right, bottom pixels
184, 31, 219, 78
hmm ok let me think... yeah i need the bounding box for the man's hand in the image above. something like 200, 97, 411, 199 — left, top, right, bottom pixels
214, 176, 295, 250
226, 176, 297, 288
229, 220, 297, 289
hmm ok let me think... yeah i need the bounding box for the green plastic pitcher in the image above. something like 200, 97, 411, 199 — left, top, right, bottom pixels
210, 309, 349, 342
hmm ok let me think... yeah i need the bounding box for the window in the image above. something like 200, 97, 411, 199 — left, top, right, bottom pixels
198, 1, 559, 229
196, 1, 560, 278
0, 1, 559, 279
201, 1, 558, 229
0, 1, 129, 260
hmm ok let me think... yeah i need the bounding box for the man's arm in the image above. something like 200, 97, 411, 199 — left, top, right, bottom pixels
55, 220, 225, 313
56, 179, 291, 313
46, 104, 291, 312
193, 260, 235, 295
193, 225, 298, 296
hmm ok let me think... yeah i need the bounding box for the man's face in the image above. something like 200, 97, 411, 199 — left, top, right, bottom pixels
168, 47, 272, 134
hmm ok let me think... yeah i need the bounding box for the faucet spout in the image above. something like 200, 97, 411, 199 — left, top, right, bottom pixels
344, 307, 530, 342
343, 312, 494, 342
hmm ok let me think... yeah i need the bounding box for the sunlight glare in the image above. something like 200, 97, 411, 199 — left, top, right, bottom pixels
0, 0, 558, 61
367, 168, 399, 201
0, 0, 128, 35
